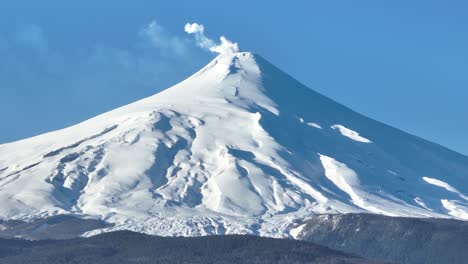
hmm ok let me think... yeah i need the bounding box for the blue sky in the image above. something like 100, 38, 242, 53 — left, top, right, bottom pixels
1, 0, 467, 155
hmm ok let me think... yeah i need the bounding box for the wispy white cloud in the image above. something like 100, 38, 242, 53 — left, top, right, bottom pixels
184, 22, 239, 54
1, 21, 200, 90
0, 21, 205, 122
140, 20, 188, 57
14, 24, 48, 54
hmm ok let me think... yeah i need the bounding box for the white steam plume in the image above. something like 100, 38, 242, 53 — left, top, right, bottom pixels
184, 22, 239, 54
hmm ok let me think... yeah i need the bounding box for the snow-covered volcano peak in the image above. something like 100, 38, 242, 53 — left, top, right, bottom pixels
213, 51, 257, 63
188, 51, 259, 79
1, 52, 468, 237
141, 51, 280, 116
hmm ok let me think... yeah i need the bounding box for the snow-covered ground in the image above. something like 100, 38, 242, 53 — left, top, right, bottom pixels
1, 52, 468, 237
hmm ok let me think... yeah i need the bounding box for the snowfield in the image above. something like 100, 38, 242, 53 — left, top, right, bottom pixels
1, 52, 468, 237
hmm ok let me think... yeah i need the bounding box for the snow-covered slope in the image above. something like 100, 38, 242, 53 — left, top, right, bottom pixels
1, 52, 468, 237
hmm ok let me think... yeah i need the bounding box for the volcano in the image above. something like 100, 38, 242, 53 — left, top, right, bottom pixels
1, 52, 468, 237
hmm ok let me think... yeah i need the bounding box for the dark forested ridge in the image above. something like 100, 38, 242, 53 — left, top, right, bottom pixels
5, 213, 468, 263
0, 231, 384, 264
298, 213, 468, 264
0, 215, 110, 240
